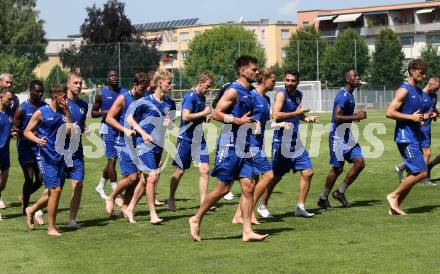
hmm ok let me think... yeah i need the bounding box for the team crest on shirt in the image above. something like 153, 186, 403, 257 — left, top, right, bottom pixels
80, 108, 85, 114
296, 97, 301, 105
62, 116, 66, 122
163, 107, 171, 115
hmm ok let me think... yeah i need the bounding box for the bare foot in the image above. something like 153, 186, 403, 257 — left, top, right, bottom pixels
115, 196, 124, 207
232, 216, 242, 224
150, 216, 163, 225
386, 194, 405, 215
25, 207, 34, 230
155, 200, 164, 207
388, 208, 401, 216
34, 214, 44, 226
105, 197, 114, 216
0, 200, 6, 209
122, 208, 136, 224
47, 228, 62, 236
242, 232, 269, 242
251, 218, 261, 225
168, 198, 176, 212
189, 216, 201, 241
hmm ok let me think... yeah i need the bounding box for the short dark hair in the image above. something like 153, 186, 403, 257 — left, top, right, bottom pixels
285, 69, 300, 79
29, 80, 43, 91
49, 84, 67, 95
133, 72, 148, 86
235, 56, 258, 73
408, 59, 427, 74
342, 67, 356, 83
107, 70, 118, 77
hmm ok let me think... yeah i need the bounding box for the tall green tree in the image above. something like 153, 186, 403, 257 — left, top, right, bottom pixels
184, 25, 266, 83
0, 55, 35, 93
421, 43, 440, 82
321, 29, 369, 86
369, 28, 404, 86
283, 26, 326, 81
0, 0, 47, 92
43, 65, 68, 94
60, 0, 160, 87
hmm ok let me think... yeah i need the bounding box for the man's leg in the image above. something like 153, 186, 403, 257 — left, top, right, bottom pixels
422, 147, 432, 180
21, 164, 36, 213
123, 174, 144, 223
96, 158, 117, 199
198, 163, 210, 205
428, 154, 440, 174
317, 166, 343, 209
189, 180, 231, 241
47, 186, 62, 236
168, 168, 185, 211
106, 175, 132, 215
332, 158, 365, 207
292, 168, 315, 217
239, 177, 268, 242
145, 172, 163, 224
25, 189, 49, 229
0, 169, 9, 209
69, 180, 83, 229
387, 171, 427, 214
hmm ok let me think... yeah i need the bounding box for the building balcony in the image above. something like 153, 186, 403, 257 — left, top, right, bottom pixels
415, 22, 440, 32
157, 41, 178, 52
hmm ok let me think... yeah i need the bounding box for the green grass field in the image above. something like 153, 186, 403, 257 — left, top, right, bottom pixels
1, 110, 440, 274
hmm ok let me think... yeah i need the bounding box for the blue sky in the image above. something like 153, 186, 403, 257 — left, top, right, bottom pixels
37, 0, 418, 38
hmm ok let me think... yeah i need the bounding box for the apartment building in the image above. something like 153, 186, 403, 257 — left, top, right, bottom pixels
297, 1, 440, 58
134, 18, 296, 69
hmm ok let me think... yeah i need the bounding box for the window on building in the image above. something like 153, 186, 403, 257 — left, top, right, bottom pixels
303, 21, 310, 27
261, 29, 266, 39
400, 36, 413, 47
181, 51, 188, 61
427, 34, 440, 45
281, 29, 290, 39
180, 32, 190, 42
281, 49, 287, 59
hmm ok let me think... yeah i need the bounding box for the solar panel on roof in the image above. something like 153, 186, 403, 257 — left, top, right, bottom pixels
135, 18, 198, 31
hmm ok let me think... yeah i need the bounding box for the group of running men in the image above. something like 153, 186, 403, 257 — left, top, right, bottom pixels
0, 56, 438, 241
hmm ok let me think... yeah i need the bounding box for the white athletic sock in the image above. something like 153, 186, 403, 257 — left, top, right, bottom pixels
398, 163, 406, 170
111, 182, 117, 191
97, 177, 107, 189
259, 204, 267, 210
35, 210, 44, 216
338, 182, 349, 193
297, 203, 305, 210
321, 188, 331, 199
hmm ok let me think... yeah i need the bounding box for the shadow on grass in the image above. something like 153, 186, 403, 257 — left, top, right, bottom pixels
204, 227, 295, 241
405, 204, 440, 214
2, 207, 69, 220
58, 216, 111, 233
349, 199, 382, 207
431, 177, 440, 182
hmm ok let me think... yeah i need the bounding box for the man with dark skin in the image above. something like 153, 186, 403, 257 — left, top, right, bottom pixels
317, 68, 367, 210
14, 80, 46, 220
92, 70, 127, 203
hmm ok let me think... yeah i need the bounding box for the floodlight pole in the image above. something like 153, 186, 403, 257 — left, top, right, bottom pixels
316, 39, 319, 81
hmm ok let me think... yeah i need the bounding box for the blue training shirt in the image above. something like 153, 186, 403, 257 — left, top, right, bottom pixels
37, 105, 66, 163
272, 89, 303, 145
178, 89, 206, 142
217, 81, 254, 147
115, 91, 137, 147
0, 110, 12, 151
395, 82, 424, 144
66, 98, 88, 159
330, 88, 356, 143
250, 89, 270, 148
100, 86, 127, 135
133, 94, 176, 149
420, 91, 437, 134
17, 100, 47, 151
